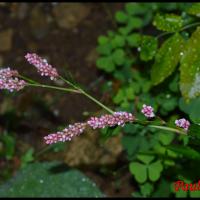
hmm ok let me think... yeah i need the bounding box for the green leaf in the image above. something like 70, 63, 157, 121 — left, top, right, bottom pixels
121, 136, 140, 157
125, 3, 146, 15
113, 89, 125, 104
20, 148, 34, 168
111, 35, 125, 48
98, 36, 109, 45
148, 160, 163, 182
0, 162, 104, 197
151, 33, 184, 85
158, 131, 175, 145
1, 133, 15, 160
96, 56, 115, 72
140, 35, 158, 61
140, 182, 154, 197
129, 162, 147, 183
153, 13, 183, 32
187, 3, 200, 17
115, 11, 128, 23
175, 188, 188, 198
137, 154, 155, 165
96, 43, 112, 56
190, 190, 200, 197
167, 145, 200, 160
153, 179, 171, 197
112, 49, 125, 65
125, 87, 135, 100
127, 17, 143, 30
179, 97, 200, 123
188, 124, 200, 139
126, 33, 141, 47
180, 27, 200, 99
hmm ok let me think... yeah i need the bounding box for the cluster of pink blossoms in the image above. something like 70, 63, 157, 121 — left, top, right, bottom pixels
141, 104, 190, 131
141, 104, 155, 118
175, 118, 190, 131
0, 67, 26, 92
25, 53, 59, 80
44, 111, 135, 144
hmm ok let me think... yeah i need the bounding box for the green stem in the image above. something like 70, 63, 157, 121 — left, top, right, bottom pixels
60, 76, 114, 114
80, 89, 114, 114
134, 119, 187, 135
148, 125, 187, 135
18, 74, 40, 84
27, 83, 80, 94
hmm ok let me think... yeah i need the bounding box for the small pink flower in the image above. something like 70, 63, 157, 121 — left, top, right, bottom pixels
87, 111, 135, 129
44, 123, 86, 144
175, 118, 190, 131
25, 53, 59, 80
141, 104, 155, 118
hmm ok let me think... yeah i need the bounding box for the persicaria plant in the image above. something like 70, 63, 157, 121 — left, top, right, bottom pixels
0, 53, 191, 145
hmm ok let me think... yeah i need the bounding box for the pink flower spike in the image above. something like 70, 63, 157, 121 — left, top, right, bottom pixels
44, 122, 87, 144
141, 104, 155, 118
0, 67, 27, 92
0, 77, 27, 92
87, 111, 135, 129
175, 118, 190, 131
25, 53, 59, 80
0, 67, 19, 79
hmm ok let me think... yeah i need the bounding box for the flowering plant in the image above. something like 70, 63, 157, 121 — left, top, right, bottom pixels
0, 53, 191, 146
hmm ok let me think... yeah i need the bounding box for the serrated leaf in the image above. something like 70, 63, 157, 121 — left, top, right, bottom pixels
96, 56, 115, 73
151, 33, 184, 85
148, 160, 163, 182
0, 162, 104, 197
115, 11, 128, 23
129, 162, 147, 183
187, 3, 200, 17
180, 27, 200, 99
153, 13, 183, 32
140, 35, 158, 61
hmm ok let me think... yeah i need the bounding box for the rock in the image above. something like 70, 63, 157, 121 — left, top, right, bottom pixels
53, 3, 91, 29
0, 29, 13, 52
63, 128, 123, 167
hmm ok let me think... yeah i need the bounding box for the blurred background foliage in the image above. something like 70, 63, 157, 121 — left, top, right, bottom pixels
1, 2, 200, 197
